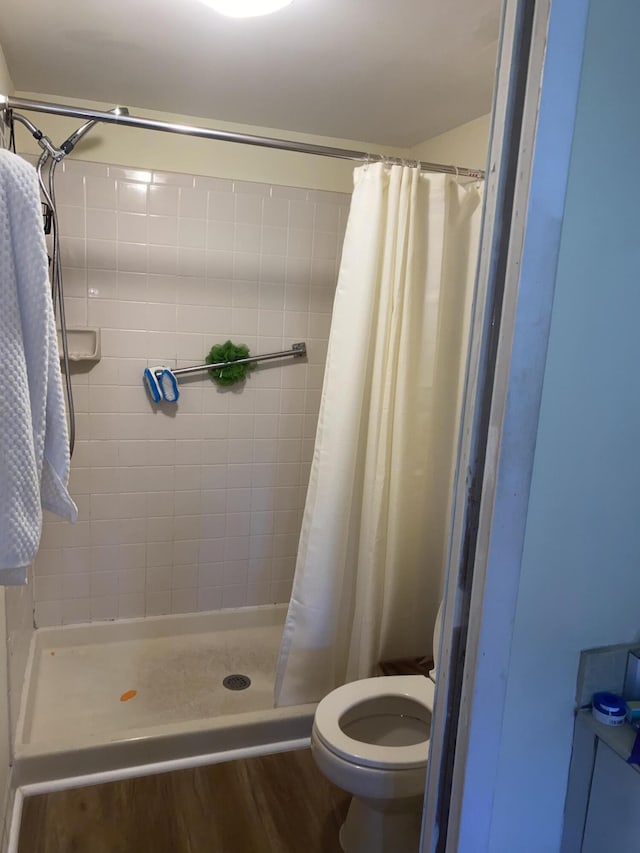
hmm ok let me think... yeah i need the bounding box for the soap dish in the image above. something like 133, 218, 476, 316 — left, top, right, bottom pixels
57, 328, 101, 363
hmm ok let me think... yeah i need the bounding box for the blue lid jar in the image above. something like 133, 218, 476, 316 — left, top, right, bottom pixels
592, 691, 627, 726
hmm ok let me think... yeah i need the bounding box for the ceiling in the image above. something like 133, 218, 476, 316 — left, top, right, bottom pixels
0, 0, 501, 148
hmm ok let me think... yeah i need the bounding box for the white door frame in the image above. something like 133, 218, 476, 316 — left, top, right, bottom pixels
420, 0, 591, 849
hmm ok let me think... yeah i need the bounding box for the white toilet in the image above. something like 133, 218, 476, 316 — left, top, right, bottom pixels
311, 606, 442, 853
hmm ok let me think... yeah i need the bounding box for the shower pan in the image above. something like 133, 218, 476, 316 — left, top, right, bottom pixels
14, 605, 315, 785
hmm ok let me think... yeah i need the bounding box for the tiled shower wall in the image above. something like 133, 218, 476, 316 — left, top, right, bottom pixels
32, 157, 349, 627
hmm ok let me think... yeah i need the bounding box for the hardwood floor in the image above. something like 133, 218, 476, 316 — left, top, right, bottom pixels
18, 749, 350, 853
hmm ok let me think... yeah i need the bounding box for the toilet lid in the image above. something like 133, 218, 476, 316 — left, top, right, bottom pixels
314, 675, 435, 770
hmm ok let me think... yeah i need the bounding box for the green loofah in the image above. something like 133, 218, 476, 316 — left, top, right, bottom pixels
206, 340, 256, 387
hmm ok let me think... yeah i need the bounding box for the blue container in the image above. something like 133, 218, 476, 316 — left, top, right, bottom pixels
592, 691, 627, 726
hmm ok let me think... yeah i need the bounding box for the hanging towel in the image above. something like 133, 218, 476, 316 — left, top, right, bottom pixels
0, 150, 77, 584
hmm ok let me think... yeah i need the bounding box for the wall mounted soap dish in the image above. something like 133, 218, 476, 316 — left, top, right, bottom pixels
57, 328, 101, 363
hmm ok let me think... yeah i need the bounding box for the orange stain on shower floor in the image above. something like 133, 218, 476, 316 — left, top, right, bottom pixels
120, 690, 137, 702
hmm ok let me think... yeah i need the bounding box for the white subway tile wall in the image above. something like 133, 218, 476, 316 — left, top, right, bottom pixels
33, 157, 350, 627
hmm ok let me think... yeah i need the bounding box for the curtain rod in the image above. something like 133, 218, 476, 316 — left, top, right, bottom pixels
2, 95, 485, 180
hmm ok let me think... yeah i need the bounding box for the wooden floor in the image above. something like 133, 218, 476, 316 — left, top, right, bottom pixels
18, 749, 350, 853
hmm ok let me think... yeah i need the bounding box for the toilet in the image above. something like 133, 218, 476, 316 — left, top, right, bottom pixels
311, 605, 442, 853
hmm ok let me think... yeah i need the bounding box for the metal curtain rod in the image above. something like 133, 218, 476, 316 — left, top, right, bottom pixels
159, 342, 307, 379
2, 95, 485, 180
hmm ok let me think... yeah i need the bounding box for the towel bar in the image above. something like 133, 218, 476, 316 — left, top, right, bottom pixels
154, 342, 307, 380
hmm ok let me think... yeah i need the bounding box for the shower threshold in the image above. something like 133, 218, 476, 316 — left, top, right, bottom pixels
14, 605, 315, 786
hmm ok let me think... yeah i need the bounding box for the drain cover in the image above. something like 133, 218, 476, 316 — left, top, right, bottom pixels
223, 674, 251, 691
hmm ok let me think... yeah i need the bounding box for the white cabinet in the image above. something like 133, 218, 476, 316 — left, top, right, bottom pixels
582, 741, 640, 852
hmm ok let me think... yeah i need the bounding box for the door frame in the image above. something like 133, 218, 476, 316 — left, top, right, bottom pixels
420, 0, 592, 849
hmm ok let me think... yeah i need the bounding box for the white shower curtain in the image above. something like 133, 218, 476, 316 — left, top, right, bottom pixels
275, 163, 483, 707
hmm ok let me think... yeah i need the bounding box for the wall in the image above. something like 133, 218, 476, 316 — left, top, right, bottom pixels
484, 1, 640, 849
410, 114, 490, 173
33, 155, 348, 627
13, 92, 412, 194
0, 43, 11, 96
0, 42, 13, 148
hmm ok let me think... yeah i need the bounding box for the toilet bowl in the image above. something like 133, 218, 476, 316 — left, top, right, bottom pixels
311, 604, 443, 853
311, 675, 435, 853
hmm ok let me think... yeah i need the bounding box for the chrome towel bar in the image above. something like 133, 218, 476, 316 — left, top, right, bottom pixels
155, 342, 307, 379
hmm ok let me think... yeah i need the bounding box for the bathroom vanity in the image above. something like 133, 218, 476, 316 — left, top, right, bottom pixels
562, 642, 640, 852
562, 711, 640, 851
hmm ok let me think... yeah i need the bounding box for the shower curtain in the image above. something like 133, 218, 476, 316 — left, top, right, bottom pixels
275, 163, 483, 707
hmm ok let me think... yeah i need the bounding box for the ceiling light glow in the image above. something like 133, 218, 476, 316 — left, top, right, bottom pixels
199, 0, 294, 17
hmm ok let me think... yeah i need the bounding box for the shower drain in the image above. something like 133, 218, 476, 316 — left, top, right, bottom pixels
223, 674, 251, 691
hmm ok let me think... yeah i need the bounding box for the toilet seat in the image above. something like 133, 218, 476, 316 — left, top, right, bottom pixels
313, 675, 435, 771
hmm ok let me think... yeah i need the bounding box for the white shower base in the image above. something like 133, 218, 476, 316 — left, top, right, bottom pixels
14, 605, 314, 786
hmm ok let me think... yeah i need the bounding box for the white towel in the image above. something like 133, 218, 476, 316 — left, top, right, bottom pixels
0, 150, 77, 584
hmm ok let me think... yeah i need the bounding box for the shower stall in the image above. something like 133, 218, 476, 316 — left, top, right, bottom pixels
10, 151, 347, 785
1, 96, 484, 787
